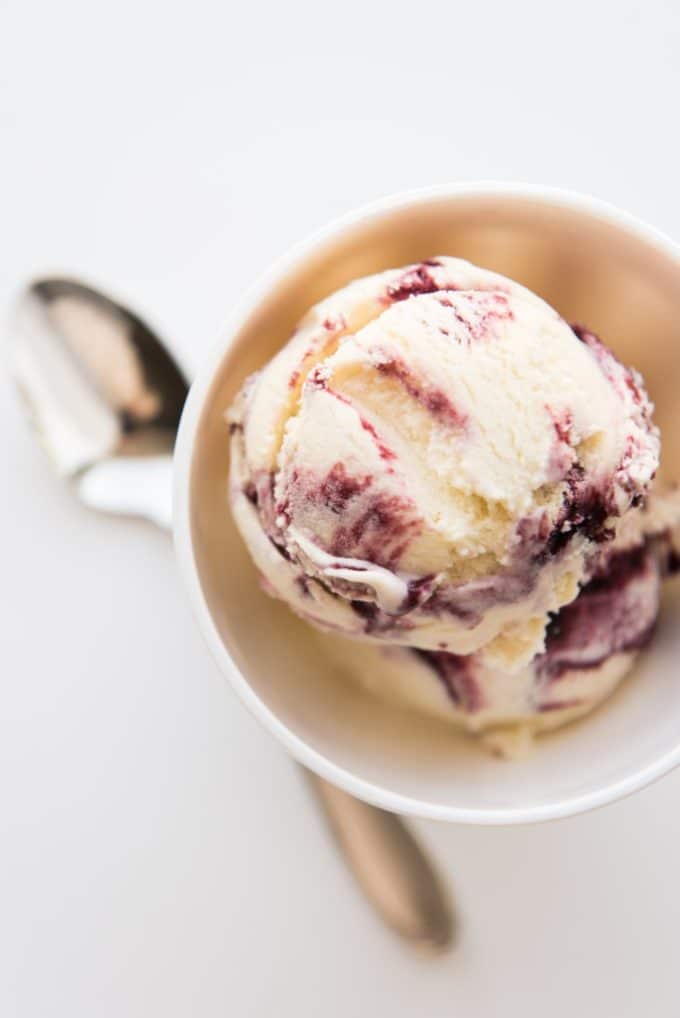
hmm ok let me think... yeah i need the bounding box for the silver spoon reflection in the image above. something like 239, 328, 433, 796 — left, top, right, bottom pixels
9, 277, 453, 951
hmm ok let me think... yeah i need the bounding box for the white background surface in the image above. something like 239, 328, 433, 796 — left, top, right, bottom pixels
2, 2, 680, 1015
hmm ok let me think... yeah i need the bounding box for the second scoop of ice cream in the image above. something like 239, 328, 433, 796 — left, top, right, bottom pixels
230, 257, 659, 670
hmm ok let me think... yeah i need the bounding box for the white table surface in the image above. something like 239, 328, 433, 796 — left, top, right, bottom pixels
3, 2, 680, 1014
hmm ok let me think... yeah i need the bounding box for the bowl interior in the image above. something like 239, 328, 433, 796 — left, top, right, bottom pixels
188, 190, 680, 821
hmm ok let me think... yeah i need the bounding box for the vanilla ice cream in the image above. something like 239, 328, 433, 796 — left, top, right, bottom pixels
229, 258, 659, 684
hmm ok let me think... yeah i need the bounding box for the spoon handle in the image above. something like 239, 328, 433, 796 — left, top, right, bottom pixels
76, 453, 174, 530
129, 470, 453, 946
101, 480, 454, 946
305, 770, 453, 949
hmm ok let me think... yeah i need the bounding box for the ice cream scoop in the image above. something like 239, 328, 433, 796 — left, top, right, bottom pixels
230, 257, 660, 684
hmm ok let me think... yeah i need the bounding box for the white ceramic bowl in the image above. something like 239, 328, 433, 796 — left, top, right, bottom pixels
174, 183, 680, 824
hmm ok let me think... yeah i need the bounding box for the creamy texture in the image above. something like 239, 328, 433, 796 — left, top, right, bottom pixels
229, 257, 659, 680
312, 489, 680, 754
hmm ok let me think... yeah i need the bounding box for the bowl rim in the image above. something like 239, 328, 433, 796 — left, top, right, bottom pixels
174, 180, 680, 824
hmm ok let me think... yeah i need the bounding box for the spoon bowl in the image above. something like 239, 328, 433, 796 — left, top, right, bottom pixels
10, 278, 188, 527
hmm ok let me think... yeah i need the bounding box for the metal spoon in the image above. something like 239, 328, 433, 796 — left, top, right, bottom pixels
8, 277, 453, 950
